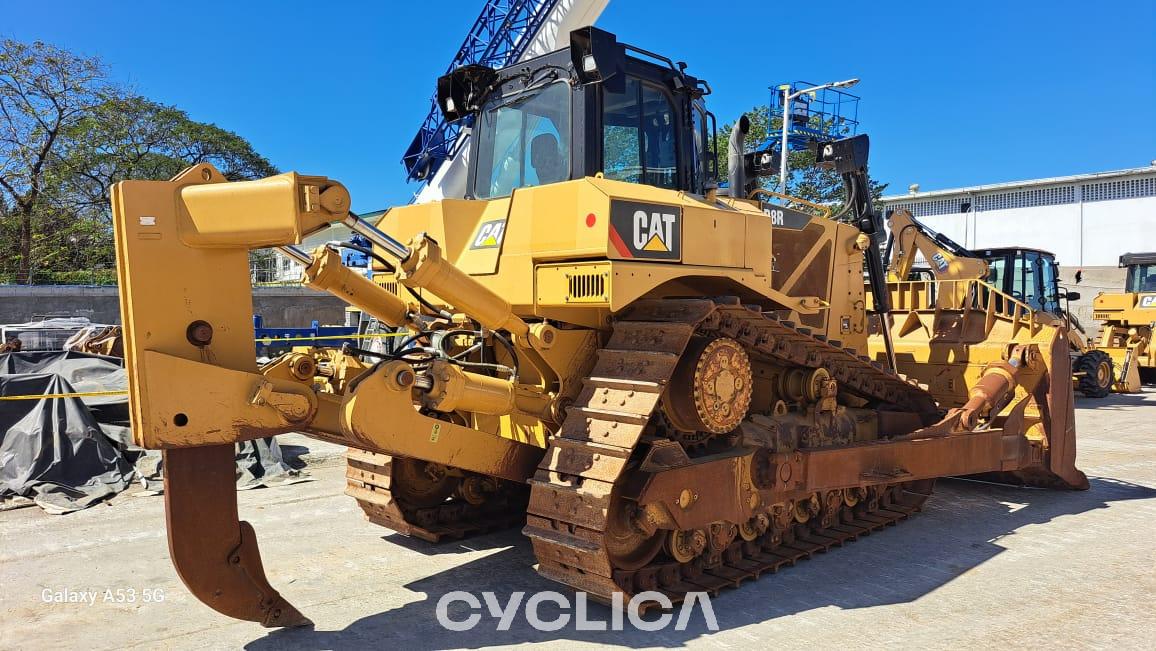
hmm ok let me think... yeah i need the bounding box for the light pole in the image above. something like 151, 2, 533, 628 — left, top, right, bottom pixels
778, 78, 860, 194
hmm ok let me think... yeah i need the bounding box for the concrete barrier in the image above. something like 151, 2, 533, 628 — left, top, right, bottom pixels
1, 267, 1128, 339
0, 285, 349, 328
1059, 266, 1126, 340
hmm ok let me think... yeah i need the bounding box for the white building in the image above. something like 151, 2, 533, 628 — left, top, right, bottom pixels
881, 165, 1156, 267
259, 211, 385, 283
253, 223, 355, 284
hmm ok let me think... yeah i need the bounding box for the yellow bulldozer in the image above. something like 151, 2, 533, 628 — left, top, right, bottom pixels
882, 209, 1116, 397
110, 27, 1086, 628
1091, 252, 1156, 392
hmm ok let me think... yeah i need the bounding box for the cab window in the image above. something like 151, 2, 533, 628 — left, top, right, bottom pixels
1012, 251, 1044, 311
987, 254, 1008, 313
987, 256, 1006, 292
690, 105, 706, 193
1126, 264, 1156, 293
473, 82, 570, 199
1040, 256, 1060, 314
602, 77, 678, 189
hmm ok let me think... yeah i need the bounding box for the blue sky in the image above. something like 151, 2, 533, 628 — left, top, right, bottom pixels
3, 0, 1154, 211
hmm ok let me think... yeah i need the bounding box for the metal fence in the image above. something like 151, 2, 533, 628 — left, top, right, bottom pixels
0, 260, 118, 286
1, 249, 296, 286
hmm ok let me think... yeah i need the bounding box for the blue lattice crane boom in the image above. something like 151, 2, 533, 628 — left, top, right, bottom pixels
401, 0, 563, 184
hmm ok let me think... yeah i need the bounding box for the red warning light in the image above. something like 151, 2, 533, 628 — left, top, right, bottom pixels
585, 213, 597, 227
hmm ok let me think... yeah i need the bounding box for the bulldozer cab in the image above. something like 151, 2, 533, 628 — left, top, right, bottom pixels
444, 27, 716, 200
975, 246, 1069, 317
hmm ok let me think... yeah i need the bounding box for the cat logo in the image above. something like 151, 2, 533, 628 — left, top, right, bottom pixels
1140, 295, 1156, 308
470, 219, 507, 249
608, 199, 681, 261
931, 252, 949, 274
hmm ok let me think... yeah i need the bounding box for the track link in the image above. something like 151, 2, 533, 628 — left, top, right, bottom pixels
524, 298, 938, 603
346, 449, 529, 543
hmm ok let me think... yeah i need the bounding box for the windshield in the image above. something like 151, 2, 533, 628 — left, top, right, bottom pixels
472, 82, 570, 199
1126, 263, 1156, 293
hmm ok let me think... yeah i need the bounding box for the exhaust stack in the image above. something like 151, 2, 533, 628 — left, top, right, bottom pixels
728, 114, 750, 197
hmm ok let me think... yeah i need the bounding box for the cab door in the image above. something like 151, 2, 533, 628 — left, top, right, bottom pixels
1010, 249, 1046, 312
1038, 254, 1061, 315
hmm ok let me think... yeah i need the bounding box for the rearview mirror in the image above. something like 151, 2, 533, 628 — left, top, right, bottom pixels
1065, 291, 1081, 301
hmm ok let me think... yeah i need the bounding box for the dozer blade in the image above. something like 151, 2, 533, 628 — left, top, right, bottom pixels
970, 333, 1089, 491
164, 445, 310, 628
1022, 333, 1090, 490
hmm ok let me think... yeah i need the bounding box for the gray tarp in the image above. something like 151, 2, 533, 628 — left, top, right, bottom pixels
0, 367, 134, 513
1, 351, 306, 514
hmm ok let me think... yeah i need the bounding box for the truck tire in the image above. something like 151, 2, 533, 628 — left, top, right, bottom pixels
1074, 350, 1114, 398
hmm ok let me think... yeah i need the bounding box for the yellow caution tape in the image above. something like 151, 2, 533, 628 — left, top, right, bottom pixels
0, 389, 130, 401
1, 332, 409, 400
254, 332, 408, 344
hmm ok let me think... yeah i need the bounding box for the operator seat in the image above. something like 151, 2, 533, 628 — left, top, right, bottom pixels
530, 133, 564, 185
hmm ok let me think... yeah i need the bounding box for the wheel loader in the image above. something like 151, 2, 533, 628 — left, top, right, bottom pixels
1091, 252, 1156, 391
881, 209, 1115, 397
110, 27, 1087, 628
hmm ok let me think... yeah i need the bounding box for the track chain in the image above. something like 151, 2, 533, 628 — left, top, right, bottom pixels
712, 303, 937, 413
524, 298, 938, 603
346, 449, 529, 543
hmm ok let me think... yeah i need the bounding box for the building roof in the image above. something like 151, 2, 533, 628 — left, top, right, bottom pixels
882, 165, 1156, 202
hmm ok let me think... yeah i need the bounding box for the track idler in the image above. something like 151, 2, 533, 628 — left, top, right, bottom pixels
164, 445, 310, 628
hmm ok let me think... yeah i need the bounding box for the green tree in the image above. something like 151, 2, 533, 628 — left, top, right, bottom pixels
1, 39, 277, 284
712, 105, 887, 214
55, 95, 277, 224
0, 39, 111, 283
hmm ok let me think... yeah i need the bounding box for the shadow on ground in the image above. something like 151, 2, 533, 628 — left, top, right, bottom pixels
244, 476, 1155, 649
379, 531, 519, 556
1074, 391, 1154, 411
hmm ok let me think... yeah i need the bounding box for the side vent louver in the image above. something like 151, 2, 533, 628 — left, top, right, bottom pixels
567, 272, 607, 302
375, 276, 399, 295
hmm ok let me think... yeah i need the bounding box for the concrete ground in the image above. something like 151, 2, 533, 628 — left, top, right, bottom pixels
3, 394, 1155, 650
